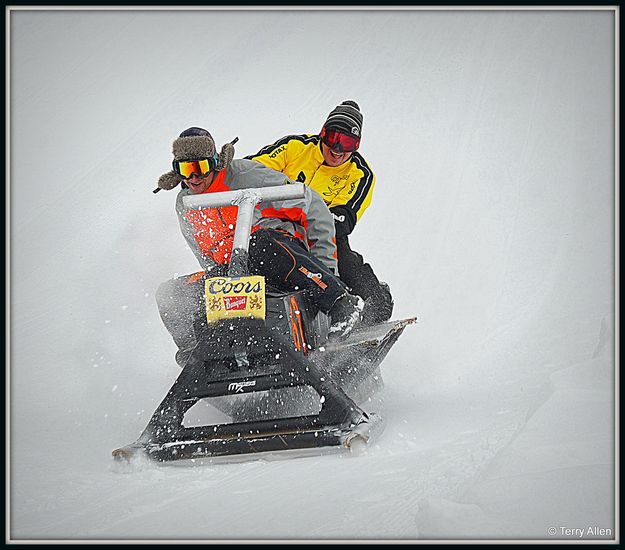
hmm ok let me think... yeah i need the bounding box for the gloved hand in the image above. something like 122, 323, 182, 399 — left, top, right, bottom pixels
330, 206, 355, 239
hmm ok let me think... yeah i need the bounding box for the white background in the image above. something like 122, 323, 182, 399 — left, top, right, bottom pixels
8, 7, 617, 542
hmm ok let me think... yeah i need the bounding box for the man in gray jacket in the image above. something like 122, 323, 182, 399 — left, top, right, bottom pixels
155, 127, 364, 366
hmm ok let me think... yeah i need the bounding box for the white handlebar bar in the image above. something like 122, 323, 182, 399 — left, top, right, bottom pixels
182, 183, 306, 210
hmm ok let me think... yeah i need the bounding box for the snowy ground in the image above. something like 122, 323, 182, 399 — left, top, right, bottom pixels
8, 8, 617, 543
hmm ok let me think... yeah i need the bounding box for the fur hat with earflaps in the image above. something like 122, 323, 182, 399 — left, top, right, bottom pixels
156, 127, 236, 191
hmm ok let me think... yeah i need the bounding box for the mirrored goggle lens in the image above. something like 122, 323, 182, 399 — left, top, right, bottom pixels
175, 158, 212, 179
322, 129, 360, 152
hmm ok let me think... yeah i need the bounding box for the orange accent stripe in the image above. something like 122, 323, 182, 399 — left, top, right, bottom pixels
289, 295, 307, 354
276, 241, 297, 282
298, 266, 328, 290
295, 300, 307, 355
289, 297, 301, 351
185, 271, 206, 284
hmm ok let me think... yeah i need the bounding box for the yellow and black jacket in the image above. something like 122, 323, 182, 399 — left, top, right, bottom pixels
245, 134, 376, 238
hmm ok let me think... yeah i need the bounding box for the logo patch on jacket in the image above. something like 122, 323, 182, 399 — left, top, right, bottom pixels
269, 145, 286, 158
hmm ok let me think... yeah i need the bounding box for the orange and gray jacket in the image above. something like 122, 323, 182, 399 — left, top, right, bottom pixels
175, 159, 338, 274
245, 134, 376, 238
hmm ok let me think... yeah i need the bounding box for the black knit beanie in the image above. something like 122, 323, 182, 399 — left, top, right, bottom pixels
323, 100, 363, 137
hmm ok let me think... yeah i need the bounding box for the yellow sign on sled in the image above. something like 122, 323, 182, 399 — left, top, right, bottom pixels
204, 275, 266, 323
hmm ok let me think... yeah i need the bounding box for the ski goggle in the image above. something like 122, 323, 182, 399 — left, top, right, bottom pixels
172, 154, 219, 179
320, 127, 361, 153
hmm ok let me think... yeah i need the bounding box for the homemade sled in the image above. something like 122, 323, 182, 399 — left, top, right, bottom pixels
113, 184, 416, 462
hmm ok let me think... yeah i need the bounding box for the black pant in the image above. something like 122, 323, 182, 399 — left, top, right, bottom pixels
336, 235, 394, 325
156, 229, 347, 364
248, 229, 346, 312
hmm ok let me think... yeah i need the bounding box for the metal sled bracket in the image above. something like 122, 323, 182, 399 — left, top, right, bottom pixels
320, 317, 417, 353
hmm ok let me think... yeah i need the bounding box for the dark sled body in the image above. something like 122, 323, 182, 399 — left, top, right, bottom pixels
113, 289, 415, 462
114, 183, 415, 462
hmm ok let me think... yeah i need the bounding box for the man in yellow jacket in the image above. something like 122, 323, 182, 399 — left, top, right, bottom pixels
246, 101, 393, 326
